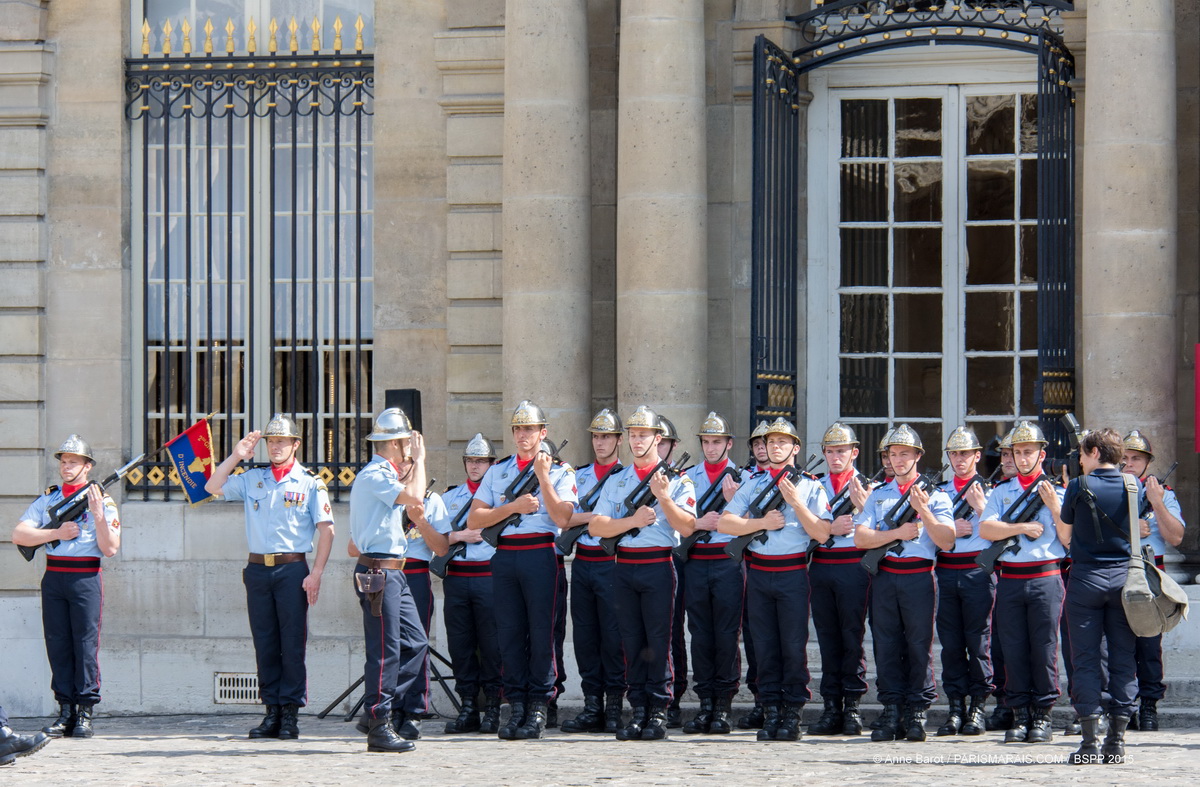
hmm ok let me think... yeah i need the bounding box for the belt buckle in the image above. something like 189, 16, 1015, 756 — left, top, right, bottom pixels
265, 553, 276, 567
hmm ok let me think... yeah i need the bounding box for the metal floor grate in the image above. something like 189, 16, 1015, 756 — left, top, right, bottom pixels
214, 672, 260, 704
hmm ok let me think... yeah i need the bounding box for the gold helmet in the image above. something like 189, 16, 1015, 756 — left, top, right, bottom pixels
657, 415, 679, 443
1122, 430, 1154, 460
879, 430, 892, 455
53, 434, 94, 462
1009, 420, 1048, 447
588, 408, 623, 435
698, 411, 733, 439
510, 400, 548, 427
464, 433, 497, 459
263, 413, 302, 439
945, 425, 982, 452
763, 418, 801, 444
998, 428, 1015, 450
748, 419, 770, 445
626, 405, 661, 432
821, 422, 859, 447
366, 407, 414, 442
883, 423, 923, 452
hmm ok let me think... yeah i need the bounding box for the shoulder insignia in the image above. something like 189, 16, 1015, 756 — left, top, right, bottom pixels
498, 454, 513, 464
45, 485, 60, 496
816, 471, 828, 480
444, 483, 459, 493
801, 471, 819, 481
1163, 484, 1174, 492
560, 463, 574, 473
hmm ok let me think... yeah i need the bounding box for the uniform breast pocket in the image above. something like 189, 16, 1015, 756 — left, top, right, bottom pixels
247, 485, 270, 512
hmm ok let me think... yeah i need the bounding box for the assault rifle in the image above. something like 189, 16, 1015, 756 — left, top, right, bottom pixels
860, 464, 949, 575
673, 465, 743, 563
429, 488, 476, 579
974, 472, 1051, 574
18, 454, 146, 562
555, 461, 625, 555
949, 474, 987, 527
723, 454, 821, 565
805, 467, 886, 560
1138, 461, 1177, 520
597, 452, 690, 556
479, 440, 568, 548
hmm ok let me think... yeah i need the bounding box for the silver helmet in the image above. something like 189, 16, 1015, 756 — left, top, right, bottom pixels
1009, 420, 1048, 447
588, 408, 623, 435
697, 411, 734, 439
54, 434, 94, 462
657, 415, 679, 443
763, 418, 801, 444
366, 407, 414, 442
821, 422, 859, 447
263, 413, 302, 439
945, 425, 983, 452
510, 400, 548, 428
464, 433, 497, 459
883, 423, 923, 452
626, 405, 661, 432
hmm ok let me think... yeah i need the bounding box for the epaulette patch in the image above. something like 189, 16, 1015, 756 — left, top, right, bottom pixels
801, 471, 819, 481
444, 483, 459, 493
45, 485, 60, 496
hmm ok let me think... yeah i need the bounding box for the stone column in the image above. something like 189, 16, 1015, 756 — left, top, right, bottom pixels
616, 0, 708, 439
502, 0, 592, 446
1080, 1, 1176, 461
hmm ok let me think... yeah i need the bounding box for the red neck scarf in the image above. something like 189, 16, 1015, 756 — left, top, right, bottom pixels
953, 474, 973, 493
635, 462, 657, 482
704, 460, 727, 485
895, 477, 917, 497
271, 461, 295, 483
829, 468, 854, 495
1016, 471, 1041, 491
61, 482, 86, 499
515, 455, 533, 474
769, 467, 786, 480
465, 479, 481, 495
594, 460, 619, 481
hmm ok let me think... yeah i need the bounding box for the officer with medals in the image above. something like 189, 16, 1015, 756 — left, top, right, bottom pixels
349, 407, 431, 753
560, 409, 627, 734
679, 412, 743, 735
979, 420, 1066, 744
807, 422, 874, 736
932, 426, 995, 736
736, 418, 771, 730
855, 424, 956, 743
1120, 430, 1186, 731
589, 406, 697, 740
13, 435, 120, 739
468, 400, 577, 740
654, 415, 690, 728
0, 703, 50, 765
440, 434, 502, 734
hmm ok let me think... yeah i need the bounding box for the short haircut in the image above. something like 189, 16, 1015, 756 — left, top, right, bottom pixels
1081, 427, 1123, 465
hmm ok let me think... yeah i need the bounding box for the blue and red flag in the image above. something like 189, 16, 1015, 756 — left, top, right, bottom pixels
166, 418, 216, 505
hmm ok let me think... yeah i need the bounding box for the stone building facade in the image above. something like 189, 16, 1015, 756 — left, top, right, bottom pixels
0, 0, 1196, 715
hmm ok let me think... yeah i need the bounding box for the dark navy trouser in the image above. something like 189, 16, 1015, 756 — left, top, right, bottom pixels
244, 560, 310, 706
401, 563, 433, 714
613, 548, 677, 707
570, 546, 626, 696
683, 545, 744, 699
870, 564, 937, 707
809, 549, 870, 699
671, 555, 688, 703
1066, 563, 1138, 718
554, 555, 568, 701
491, 535, 561, 705
443, 562, 501, 702
42, 564, 103, 706
996, 564, 1063, 709
1135, 555, 1166, 701
741, 588, 758, 698
935, 558, 995, 699
745, 553, 810, 706
354, 564, 429, 720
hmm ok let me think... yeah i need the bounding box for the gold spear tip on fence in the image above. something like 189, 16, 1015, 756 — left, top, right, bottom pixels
333, 16, 343, 54
161, 19, 172, 55
141, 19, 151, 56
225, 18, 236, 54
289, 17, 299, 54
181, 18, 192, 55
247, 17, 258, 54
204, 18, 214, 55
268, 18, 279, 54
355, 15, 364, 53
311, 17, 321, 53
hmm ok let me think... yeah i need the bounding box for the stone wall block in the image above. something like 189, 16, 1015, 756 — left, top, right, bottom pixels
0, 312, 40, 355
447, 162, 503, 205
447, 351, 502, 394
0, 266, 41, 308
446, 209, 503, 253
0, 220, 43, 262
0, 360, 40, 401
447, 302, 503, 345
446, 115, 505, 158
0, 406, 40, 448
447, 258, 500, 299
0, 454, 41, 497
447, 398, 503, 443
0, 173, 44, 215
0, 545, 43, 589
0, 128, 44, 169
102, 561, 205, 637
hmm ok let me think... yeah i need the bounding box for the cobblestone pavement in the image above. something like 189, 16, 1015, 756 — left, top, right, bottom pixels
2, 714, 1196, 786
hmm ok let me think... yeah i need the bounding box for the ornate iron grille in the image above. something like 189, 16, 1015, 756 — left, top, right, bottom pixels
124, 16, 375, 500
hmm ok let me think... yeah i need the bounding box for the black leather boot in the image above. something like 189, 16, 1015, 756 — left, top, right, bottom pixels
756, 705, 781, 742
1065, 716, 1083, 735
1102, 714, 1129, 764
870, 704, 901, 742
445, 698, 481, 734
396, 714, 422, 741
1070, 715, 1103, 765
479, 694, 502, 735
808, 697, 844, 736
366, 717, 415, 753
515, 702, 547, 740
986, 703, 1014, 731
641, 705, 669, 740
42, 704, 76, 739
937, 696, 965, 736
0, 725, 50, 766
737, 703, 765, 730
665, 699, 682, 729
682, 698, 713, 734
603, 692, 624, 734
616, 706, 647, 741
709, 696, 733, 735
546, 699, 558, 729
71, 704, 95, 739
1026, 706, 1053, 743
774, 703, 803, 741
1004, 706, 1031, 743
1137, 699, 1158, 732
562, 695, 605, 733
842, 696, 864, 735
248, 705, 281, 739
905, 704, 928, 742
960, 696, 987, 736
276, 703, 299, 740
498, 702, 525, 740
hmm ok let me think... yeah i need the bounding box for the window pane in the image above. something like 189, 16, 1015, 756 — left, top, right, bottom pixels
909, 423, 943, 461
966, 225, 1015, 285
895, 98, 941, 158
894, 293, 942, 353
1020, 94, 1038, 154
895, 358, 941, 418
1020, 355, 1038, 416
855, 422, 890, 475
967, 356, 1015, 416
967, 159, 1015, 221
840, 357, 888, 417
1020, 224, 1038, 283
965, 291, 1014, 352
842, 99, 888, 158
1020, 158, 1038, 220
1020, 290, 1038, 351
840, 294, 888, 353
894, 227, 941, 287
841, 227, 888, 287
894, 161, 942, 222
966, 95, 1015, 156
841, 163, 888, 222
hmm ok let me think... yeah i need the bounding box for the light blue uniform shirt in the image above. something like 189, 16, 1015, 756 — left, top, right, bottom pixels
222, 463, 332, 554
1142, 483, 1185, 557
724, 470, 832, 556
350, 455, 413, 556
401, 492, 452, 562
938, 477, 993, 554
574, 462, 623, 548
22, 487, 119, 559
473, 455, 578, 536
854, 477, 954, 562
442, 484, 496, 562
979, 476, 1066, 563
685, 459, 740, 545
819, 471, 868, 549
591, 464, 696, 549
